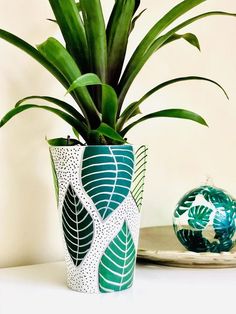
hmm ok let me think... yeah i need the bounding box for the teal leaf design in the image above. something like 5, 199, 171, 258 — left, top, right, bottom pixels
131, 145, 148, 211
213, 210, 235, 240
174, 187, 203, 218
176, 229, 210, 252
202, 186, 233, 209
209, 238, 233, 253
188, 205, 212, 229
176, 228, 234, 253
62, 184, 94, 267
99, 221, 136, 293
81, 145, 134, 220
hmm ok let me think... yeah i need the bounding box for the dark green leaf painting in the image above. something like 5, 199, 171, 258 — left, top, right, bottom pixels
174, 187, 203, 218
62, 184, 93, 267
202, 186, 232, 209
131, 145, 148, 211
99, 221, 136, 293
173, 186, 236, 253
81, 146, 134, 220
188, 205, 212, 229
213, 210, 235, 251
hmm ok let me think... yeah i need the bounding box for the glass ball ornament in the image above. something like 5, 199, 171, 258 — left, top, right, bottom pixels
173, 185, 236, 253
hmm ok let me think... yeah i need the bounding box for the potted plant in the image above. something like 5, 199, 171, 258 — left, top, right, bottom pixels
0, 0, 235, 293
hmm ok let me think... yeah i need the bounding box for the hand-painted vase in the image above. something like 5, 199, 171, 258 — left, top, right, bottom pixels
173, 185, 236, 253
50, 144, 147, 293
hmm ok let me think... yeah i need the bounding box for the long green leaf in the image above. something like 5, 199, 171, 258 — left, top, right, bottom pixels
15, 95, 86, 122
48, 0, 88, 73
0, 104, 88, 140
0, 29, 69, 89
119, 10, 236, 110
37, 38, 100, 128
102, 85, 118, 129
120, 109, 208, 136
80, 0, 107, 82
117, 0, 206, 107
130, 9, 147, 34
106, 0, 135, 87
67, 73, 102, 94
161, 33, 201, 51
67, 75, 118, 129
117, 76, 228, 130
149, 11, 236, 58
96, 122, 125, 143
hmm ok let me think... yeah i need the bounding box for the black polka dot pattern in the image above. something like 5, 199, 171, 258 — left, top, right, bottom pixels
50, 146, 141, 293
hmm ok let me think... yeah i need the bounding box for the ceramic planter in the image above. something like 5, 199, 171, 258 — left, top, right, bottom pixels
50, 144, 147, 293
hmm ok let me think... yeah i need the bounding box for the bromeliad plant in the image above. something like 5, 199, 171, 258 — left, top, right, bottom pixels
0, 0, 235, 145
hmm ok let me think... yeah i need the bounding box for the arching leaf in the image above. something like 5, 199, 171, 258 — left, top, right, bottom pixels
161, 32, 201, 51
121, 109, 208, 136
0, 29, 68, 89
37, 37, 100, 128
67, 73, 102, 94
118, 76, 228, 130
68, 76, 118, 129
0, 104, 88, 140
118, 9, 236, 109
15, 95, 86, 122
117, 0, 206, 107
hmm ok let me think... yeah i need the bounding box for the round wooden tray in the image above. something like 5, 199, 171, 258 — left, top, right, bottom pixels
137, 226, 236, 268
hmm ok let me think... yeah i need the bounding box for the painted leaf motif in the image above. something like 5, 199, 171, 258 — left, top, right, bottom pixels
209, 238, 233, 252
174, 187, 203, 218
81, 145, 134, 220
131, 145, 148, 211
176, 229, 211, 252
188, 205, 212, 229
62, 184, 93, 267
176, 228, 234, 253
213, 210, 235, 240
202, 187, 233, 209
99, 221, 136, 293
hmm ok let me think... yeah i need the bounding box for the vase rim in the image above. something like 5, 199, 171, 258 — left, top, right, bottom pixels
49, 143, 138, 149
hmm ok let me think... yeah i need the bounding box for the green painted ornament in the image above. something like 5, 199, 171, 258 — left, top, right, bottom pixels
173, 186, 236, 253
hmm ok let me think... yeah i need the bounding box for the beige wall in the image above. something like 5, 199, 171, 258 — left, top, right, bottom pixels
1, 0, 236, 268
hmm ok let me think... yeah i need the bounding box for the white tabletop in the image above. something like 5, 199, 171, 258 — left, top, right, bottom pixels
0, 261, 235, 314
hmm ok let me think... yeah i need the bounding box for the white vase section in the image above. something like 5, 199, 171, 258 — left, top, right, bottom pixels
50, 145, 146, 293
